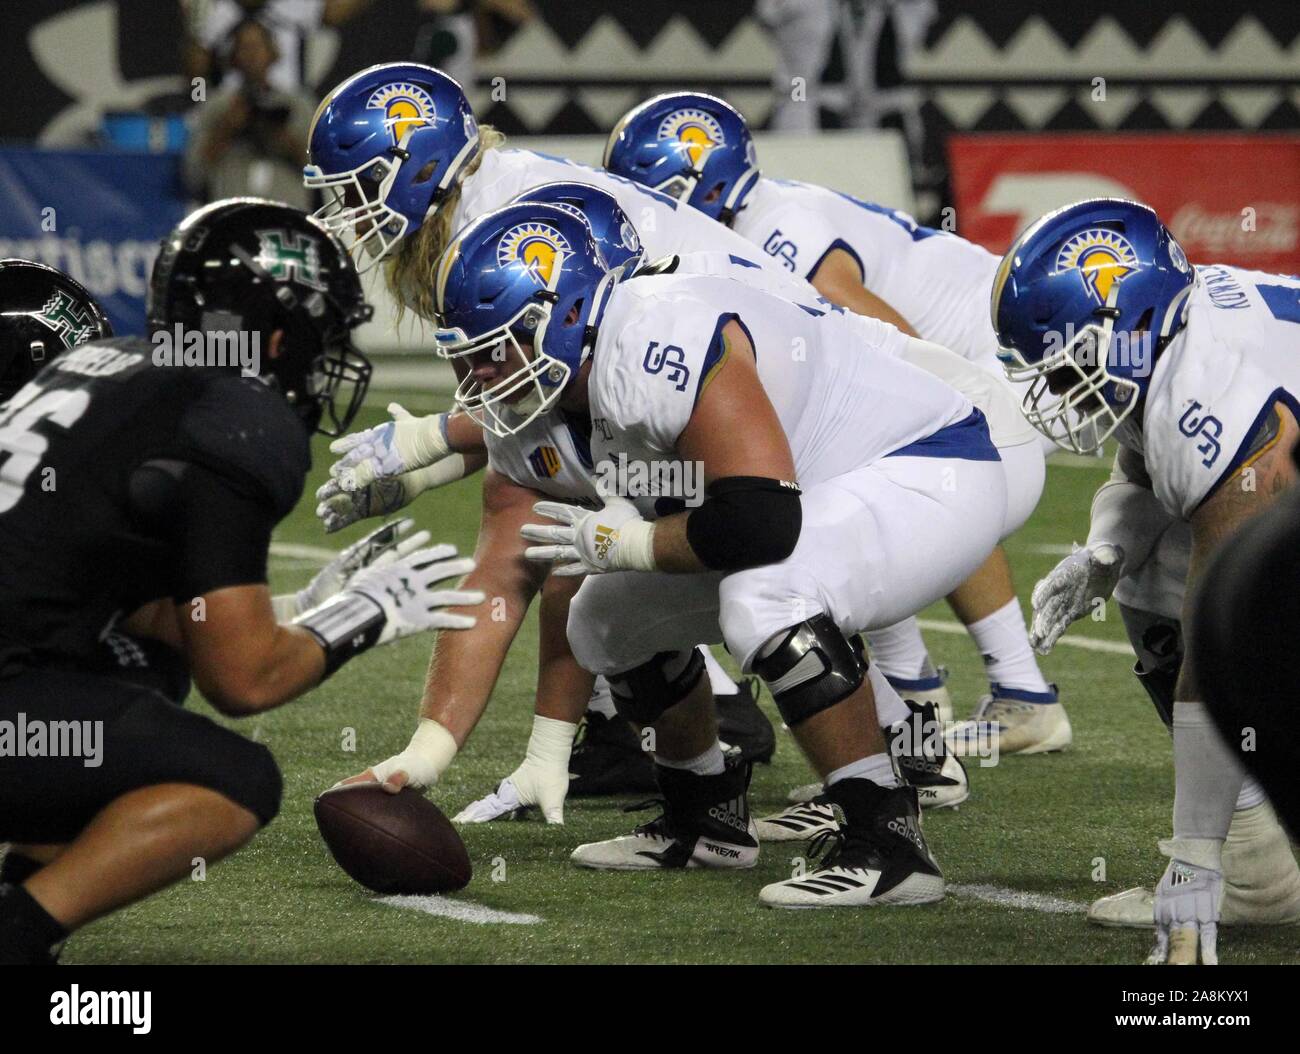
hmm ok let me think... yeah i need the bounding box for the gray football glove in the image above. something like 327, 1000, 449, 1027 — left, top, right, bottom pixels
1028, 543, 1125, 654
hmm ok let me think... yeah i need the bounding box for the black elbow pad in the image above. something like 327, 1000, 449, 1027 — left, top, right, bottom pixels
686, 476, 802, 571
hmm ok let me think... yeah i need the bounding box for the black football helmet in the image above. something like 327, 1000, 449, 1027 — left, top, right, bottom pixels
147, 197, 374, 436
0, 259, 113, 402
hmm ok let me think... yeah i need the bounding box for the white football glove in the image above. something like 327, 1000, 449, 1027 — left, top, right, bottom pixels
453, 716, 577, 824
345, 543, 484, 643
290, 518, 431, 616
1147, 838, 1224, 965
326, 403, 457, 494
521, 496, 656, 576
1028, 542, 1125, 654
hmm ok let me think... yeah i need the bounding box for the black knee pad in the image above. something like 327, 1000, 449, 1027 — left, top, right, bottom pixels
752, 614, 865, 727
608, 649, 706, 726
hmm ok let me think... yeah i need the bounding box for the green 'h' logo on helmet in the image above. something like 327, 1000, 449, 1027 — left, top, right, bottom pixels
37, 290, 97, 347
254, 229, 327, 291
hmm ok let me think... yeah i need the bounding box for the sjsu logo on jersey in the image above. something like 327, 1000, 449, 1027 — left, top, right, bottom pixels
497, 223, 571, 286
1055, 228, 1139, 305
657, 108, 725, 169
1178, 401, 1223, 468
528, 445, 562, 479
35, 290, 97, 347
367, 82, 438, 145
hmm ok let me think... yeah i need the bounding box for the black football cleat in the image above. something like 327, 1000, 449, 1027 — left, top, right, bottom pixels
760, 779, 944, 907
887, 700, 969, 809
570, 757, 759, 870
567, 710, 658, 797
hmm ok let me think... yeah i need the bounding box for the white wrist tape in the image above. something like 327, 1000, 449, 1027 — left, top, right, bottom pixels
614, 519, 657, 572
403, 453, 470, 497
372, 718, 459, 787
524, 714, 579, 768
407, 411, 453, 468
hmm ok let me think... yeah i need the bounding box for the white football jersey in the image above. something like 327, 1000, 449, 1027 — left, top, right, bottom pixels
483, 411, 600, 505
1121, 264, 1300, 520
669, 249, 1035, 450
587, 271, 973, 516
733, 177, 1001, 369
455, 149, 815, 294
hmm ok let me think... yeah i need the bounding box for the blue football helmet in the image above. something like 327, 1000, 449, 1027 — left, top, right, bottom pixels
992, 198, 1195, 454
604, 92, 759, 224
508, 181, 644, 271
304, 63, 479, 267
434, 202, 617, 436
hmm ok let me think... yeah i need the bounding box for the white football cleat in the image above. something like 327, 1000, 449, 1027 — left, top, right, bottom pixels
787, 781, 823, 805
1089, 801, 1300, 928
947, 683, 1070, 756
756, 797, 839, 842
570, 759, 759, 871
759, 782, 943, 909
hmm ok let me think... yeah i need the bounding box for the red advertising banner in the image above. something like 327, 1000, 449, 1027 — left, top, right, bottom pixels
948, 134, 1300, 275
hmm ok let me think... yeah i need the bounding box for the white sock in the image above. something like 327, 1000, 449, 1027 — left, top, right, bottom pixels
1172, 701, 1244, 843
967, 598, 1051, 695
826, 752, 901, 789
1235, 775, 1266, 812
587, 677, 617, 718
656, 740, 725, 776
865, 618, 936, 683
701, 646, 738, 696
867, 662, 910, 729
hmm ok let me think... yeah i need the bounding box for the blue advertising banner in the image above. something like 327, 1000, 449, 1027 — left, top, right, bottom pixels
0, 148, 190, 334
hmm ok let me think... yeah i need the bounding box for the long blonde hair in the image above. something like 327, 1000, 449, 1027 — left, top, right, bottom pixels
384, 124, 507, 325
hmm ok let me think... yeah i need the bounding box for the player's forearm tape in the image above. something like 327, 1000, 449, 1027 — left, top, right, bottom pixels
404, 453, 470, 496
524, 714, 579, 768
410, 413, 453, 468
685, 476, 802, 571
1171, 700, 1244, 849
294, 591, 386, 677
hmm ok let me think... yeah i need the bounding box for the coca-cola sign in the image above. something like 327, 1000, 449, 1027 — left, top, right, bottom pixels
948, 135, 1300, 274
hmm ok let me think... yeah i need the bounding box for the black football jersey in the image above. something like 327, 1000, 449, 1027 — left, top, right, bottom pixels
0, 336, 310, 678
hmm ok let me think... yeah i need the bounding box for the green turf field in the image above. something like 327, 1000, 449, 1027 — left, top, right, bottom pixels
58, 392, 1300, 965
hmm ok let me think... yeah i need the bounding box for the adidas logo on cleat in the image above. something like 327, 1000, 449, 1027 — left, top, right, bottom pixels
708, 797, 750, 834
887, 815, 925, 853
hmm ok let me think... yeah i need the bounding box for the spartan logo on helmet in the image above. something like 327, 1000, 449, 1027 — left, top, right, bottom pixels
1055, 228, 1139, 306
35, 289, 99, 348
254, 229, 328, 291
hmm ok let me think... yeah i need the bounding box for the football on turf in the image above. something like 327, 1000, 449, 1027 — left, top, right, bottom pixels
313, 784, 472, 894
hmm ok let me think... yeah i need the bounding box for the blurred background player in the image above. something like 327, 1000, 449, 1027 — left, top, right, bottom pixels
184, 16, 319, 208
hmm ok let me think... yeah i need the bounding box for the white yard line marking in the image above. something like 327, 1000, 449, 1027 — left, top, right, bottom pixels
1024, 543, 1075, 556
377, 894, 542, 925
269, 542, 335, 564
1046, 452, 1111, 469
950, 883, 1087, 915
916, 618, 1134, 656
